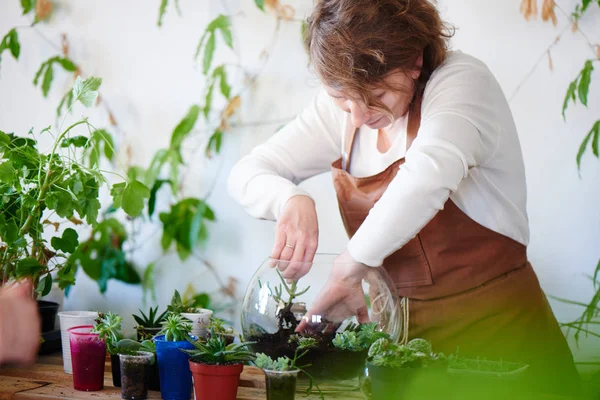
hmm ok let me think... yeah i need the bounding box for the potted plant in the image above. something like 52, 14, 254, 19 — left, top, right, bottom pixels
154, 313, 195, 400
91, 312, 124, 387
119, 351, 155, 400
254, 336, 324, 400
168, 290, 213, 339
365, 338, 448, 400
181, 326, 255, 400
206, 316, 235, 344
115, 339, 161, 392
133, 306, 168, 341
0, 78, 104, 326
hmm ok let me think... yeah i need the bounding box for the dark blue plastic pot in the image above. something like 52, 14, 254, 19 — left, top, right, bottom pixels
154, 335, 195, 400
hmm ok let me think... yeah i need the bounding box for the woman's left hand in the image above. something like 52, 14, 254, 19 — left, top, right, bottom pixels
296, 249, 371, 332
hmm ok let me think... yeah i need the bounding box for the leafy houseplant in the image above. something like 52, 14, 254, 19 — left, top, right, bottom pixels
254, 336, 324, 400
153, 313, 195, 400
181, 326, 255, 400
133, 306, 168, 341
91, 312, 124, 387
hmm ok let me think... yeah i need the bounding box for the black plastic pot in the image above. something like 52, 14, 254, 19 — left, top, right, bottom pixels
148, 360, 161, 391
111, 354, 121, 387
37, 300, 59, 333
136, 326, 162, 341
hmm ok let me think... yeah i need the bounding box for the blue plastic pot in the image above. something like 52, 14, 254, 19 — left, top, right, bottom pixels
154, 335, 195, 400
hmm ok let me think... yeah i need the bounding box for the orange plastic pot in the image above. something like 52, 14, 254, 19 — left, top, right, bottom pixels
189, 360, 244, 400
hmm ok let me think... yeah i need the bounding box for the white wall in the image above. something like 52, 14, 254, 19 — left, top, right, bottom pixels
1, 0, 598, 364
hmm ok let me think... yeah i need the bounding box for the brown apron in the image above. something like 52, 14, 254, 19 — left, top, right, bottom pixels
331, 97, 580, 395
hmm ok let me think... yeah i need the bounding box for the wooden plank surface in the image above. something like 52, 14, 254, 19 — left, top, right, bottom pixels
0, 353, 363, 400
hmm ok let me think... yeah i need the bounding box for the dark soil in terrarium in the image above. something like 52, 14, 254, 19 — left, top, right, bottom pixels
247, 321, 367, 382
120, 359, 149, 400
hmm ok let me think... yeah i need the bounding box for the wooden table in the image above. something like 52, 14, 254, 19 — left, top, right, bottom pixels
0, 354, 364, 399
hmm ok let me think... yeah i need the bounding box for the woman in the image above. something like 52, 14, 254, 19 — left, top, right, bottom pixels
229, 0, 579, 394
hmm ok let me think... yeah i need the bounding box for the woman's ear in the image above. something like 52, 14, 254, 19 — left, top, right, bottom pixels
410, 55, 424, 79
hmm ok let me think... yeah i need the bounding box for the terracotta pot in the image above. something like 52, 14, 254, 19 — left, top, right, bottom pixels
189, 361, 243, 400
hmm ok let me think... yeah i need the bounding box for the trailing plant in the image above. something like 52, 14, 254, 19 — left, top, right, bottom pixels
367, 338, 444, 369
133, 306, 168, 329
158, 313, 192, 342
91, 312, 123, 355
181, 326, 255, 365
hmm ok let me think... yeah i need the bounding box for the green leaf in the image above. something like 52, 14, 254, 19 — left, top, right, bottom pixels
170, 105, 200, 151
254, 0, 265, 11
121, 180, 151, 218
37, 273, 53, 297
21, 0, 34, 14
203, 33, 216, 75
204, 80, 215, 119
41, 64, 53, 97
47, 191, 74, 218
83, 198, 101, 225
158, 0, 168, 27
148, 179, 170, 218
194, 31, 209, 61
72, 76, 102, 108
51, 228, 79, 253
142, 262, 157, 302
56, 57, 77, 72
213, 65, 230, 99
8, 29, 20, 59
145, 149, 170, 186
16, 258, 45, 279
576, 122, 598, 170
61, 135, 88, 148
189, 202, 207, 249
593, 121, 600, 158
204, 204, 216, 221
0, 161, 15, 182
210, 15, 233, 49
206, 130, 223, 156
57, 90, 74, 117
33, 61, 47, 86
115, 261, 141, 284
111, 182, 127, 209
578, 60, 594, 107
168, 149, 180, 195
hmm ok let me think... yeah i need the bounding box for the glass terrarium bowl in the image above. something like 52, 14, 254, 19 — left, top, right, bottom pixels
241, 253, 401, 390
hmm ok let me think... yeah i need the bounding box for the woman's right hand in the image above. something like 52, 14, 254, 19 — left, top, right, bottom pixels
270, 195, 319, 281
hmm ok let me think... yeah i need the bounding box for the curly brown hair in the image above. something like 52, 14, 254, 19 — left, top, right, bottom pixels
304, 0, 454, 116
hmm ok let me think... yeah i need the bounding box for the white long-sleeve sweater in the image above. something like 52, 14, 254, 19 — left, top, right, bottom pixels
228, 51, 529, 267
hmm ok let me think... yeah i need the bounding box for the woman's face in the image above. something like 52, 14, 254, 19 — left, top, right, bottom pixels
325, 68, 419, 130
